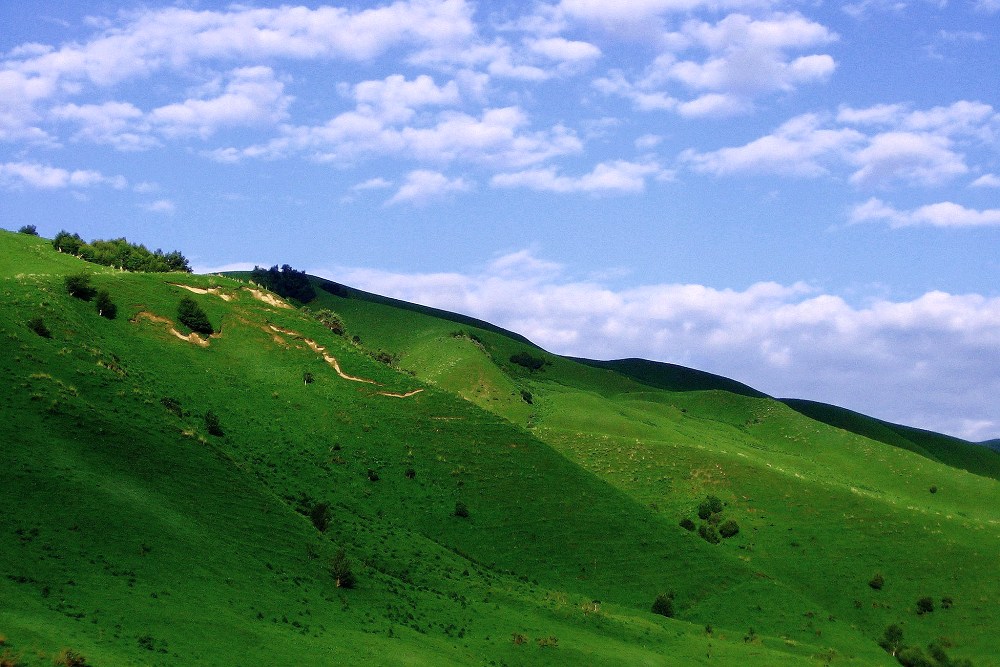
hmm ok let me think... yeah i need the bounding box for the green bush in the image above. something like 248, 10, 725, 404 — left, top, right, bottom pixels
869, 573, 885, 590
510, 351, 546, 370
205, 410, 224, 437
27, 316, 51, 338
314, 309, 345, 335
65, 273, 95, 301
718, 519, 740, 538
95, 290, 117, 319
698, 523, 720, 544
303, 371, 314, 385
651, 592, 674, 618
916, 596, 934, 615
697, 495, 724, 520
310, 501, 331, 533
679, 517, 696, 531
454, 501, 470, 518
177, 296, 213, 335
160, 397, 183, 418
330, 549, 355, 589
17, 224, 38, 236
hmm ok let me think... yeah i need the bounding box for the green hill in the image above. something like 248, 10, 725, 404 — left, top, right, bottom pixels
2, 230, 997, 666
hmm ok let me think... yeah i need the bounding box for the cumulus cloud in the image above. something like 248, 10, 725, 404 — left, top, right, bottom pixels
683, 100, 997, 187
319, 250, 1000, 440
0, 161, 126, 190
851, 198, 1000, 228
491, 159, 664, 193
595, 12, 836, 116
385, 169, 470, 205
142, 199, 176, 214
970, 174, 1000, 188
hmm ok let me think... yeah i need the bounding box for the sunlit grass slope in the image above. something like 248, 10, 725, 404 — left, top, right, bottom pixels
313, 276, 1000, 666
3, 231, 836, 666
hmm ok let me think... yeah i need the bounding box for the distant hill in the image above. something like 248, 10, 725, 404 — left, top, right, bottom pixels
571, 357, 769, 398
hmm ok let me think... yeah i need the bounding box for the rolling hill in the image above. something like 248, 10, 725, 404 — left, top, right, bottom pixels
1, 229, 997, 666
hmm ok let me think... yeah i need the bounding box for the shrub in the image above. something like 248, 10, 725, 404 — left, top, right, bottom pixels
177, 296, 213, 335
718, 519, 740, 538
314, 309, 345, 335
520, 390, 533, 404
303, 372, 314, 385
929, 485, 938, 494
53, 649, 90, 667
651, 593, 674, 618
205, 410, 224, 437
679, 517, 696, 531
27, 316, 51, 338
330, 549, 355, 589
510, 351, 546, 370
373, 350, 397, 366
698, 523, 720, 544
65, 273, 95, 300
697, 495, 724, 520
404, 468, 416, 479
869, 573, 885, 590
366, 469, 380, 482
454, 501, 470, 518
310, 501, 331, 533
17, 224, 38, 236
916, 596, 934, 615
95, 290, 117, 319
941, 596, 953, 609
895, 646, 931, 667
160, 397, 183, 417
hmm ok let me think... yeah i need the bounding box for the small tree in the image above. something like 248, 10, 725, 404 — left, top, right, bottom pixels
205, 410, 224, 437
879, 623, 904, 656
651, 593, 674, 618
454, 501, 470, 518
303, 371, 314, 385
177, 296, 213, 335
65, 273, 95, 300
697, 495, 724, 520
679, 517, 696, 531
95, 290, 117, 319
330, 549, 355, 589
916, 596, 934, 615
698, 523, 720, 544
869, 573, 885, 590
17, 224, 38, 235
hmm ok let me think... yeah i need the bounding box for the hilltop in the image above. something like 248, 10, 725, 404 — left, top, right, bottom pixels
1, 229, 997, 666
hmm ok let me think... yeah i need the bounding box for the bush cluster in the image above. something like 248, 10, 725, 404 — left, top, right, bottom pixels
53, 231, 190, 272
250, 264, 316, 303
651, 592, 675, 618
510, 351, 547, 371
178, 297, 214, 335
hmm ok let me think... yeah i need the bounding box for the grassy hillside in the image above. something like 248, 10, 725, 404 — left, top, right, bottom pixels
2, 230, 997, 666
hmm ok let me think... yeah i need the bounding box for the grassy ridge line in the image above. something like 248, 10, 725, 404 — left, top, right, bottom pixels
1, 231, 822, 665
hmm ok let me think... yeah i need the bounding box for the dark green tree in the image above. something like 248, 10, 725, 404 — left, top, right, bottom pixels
177, 296, 213, 335
250, 264, 316, 303
651, 593, 674, 618
869, 573, 885, 590
17, 224, 38, 235
65, 273, 96, 300
879, 623, 904, 656
310, 501, 331, 533
454, 501, 470, 518
718, 519, 740, 538
916, 596, 934, 615
95, 290, 117, 319
27, 316, 52, 338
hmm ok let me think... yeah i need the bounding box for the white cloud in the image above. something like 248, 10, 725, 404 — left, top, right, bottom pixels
350, 74, 461, 124
0, 161, 126, 190
320, 250, 1000, 440
849, 132, 967, 187
595, 12, 836, 115
974, 0, 1000, 13
352, 177, 393, 190
386, 169, 470, 205
491, 159, 663, 193
215, 105, 582, 169
50, 100, 155, 150
149, 67, 292, 139
851, 198, 1000, 228
142, 199, 176, 214
971, 174, 1000, 188
682, 113, 863, 176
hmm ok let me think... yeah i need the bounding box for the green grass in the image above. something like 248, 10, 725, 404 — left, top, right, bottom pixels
1, 231, 997, 665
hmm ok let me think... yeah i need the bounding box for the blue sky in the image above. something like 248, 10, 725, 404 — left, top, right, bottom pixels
2, 0, 999, 440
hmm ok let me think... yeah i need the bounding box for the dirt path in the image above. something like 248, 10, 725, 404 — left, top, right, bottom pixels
246, 288, 292, 309
377, 389, 425, 398
169, 283, 233, 301
132, 311, 210, 347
